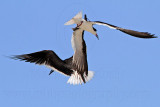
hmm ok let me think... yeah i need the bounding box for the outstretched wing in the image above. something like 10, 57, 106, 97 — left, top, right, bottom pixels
12, 50, 73, 76
94, 21, 157, 38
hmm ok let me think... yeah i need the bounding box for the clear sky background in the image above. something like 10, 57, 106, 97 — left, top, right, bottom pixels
0, 0, 160, 107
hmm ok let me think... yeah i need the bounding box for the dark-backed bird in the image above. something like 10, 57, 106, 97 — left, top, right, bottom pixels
64, 12, 157, 39
11, 28, 94, 85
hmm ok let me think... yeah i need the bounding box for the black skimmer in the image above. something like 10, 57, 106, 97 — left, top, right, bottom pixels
11, 28, 94, 85
65, 12, 157, 39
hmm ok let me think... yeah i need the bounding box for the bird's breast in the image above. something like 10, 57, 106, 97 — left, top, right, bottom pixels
71, 34, 83, 52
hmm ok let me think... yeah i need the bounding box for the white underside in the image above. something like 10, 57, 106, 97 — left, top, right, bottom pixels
94, 22, 117, 29
46, 65, 94, 85
67, 71, 94, 85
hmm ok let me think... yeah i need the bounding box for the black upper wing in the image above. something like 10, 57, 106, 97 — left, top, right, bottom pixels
117, 28, 157, 38
94, 21, 157, 38
12, 50, 73, 76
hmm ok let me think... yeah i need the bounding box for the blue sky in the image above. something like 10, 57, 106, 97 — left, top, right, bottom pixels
0, 0, 160, 107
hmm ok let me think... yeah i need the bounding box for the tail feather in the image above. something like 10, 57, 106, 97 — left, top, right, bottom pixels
86, 70, 94, 82
64, 11, 82, 25
67, 71, 94, 85
73, 11, 82, 19
64, 19, 75, 25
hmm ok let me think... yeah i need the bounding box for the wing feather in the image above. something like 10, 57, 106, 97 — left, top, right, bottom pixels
12, 50, 73, 76
94, 21, 157, 38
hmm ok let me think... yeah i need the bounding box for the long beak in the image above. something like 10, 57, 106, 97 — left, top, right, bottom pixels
96, 34, 99, 40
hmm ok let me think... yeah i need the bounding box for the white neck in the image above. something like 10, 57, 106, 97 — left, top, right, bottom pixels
71, 29, 84, 52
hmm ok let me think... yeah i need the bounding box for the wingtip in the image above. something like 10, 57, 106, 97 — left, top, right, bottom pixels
9, 55, 20, 60
3, 55, 14, 59
145, 34, 158, 38
152, 35, 158, 38
146, 33, 158, 38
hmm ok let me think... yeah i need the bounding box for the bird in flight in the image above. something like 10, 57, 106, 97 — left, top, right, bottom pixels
11, 28, 94, 85
11, 12, 157, 85
65, 12, 157, 39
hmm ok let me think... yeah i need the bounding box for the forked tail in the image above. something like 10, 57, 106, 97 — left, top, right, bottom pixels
67, 71, 94, 85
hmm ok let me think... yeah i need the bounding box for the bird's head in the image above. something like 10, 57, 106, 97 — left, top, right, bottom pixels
84, 14, 99, 40
93, 27, 99, 40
